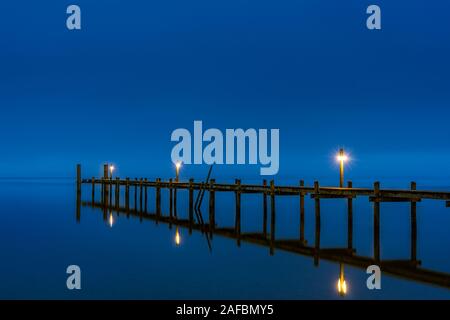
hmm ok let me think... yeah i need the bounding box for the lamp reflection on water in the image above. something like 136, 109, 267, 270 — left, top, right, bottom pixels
175, 227, 181, 246
109, 211, 114, 228
337, 263, 348, 296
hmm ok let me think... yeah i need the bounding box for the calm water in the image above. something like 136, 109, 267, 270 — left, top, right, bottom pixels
1, 179, 450, 299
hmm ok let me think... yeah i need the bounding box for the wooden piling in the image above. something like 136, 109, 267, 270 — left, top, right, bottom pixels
347, 181, 353, 250
144, 178, 148, 213
314, 181, 321, 266
156, 178, 161, 216
76, 164, 81, 192
235, 179, 241, 242
189, 179, 194, 226
411, 181, 417, 262
76, 164, 81, 223
169, 178, 173, 219
263, 179, 268, 237
209, 179, 216, 233
103, 164, 109, 206
270, 180, 276, 255
300, 180, 305, 243
174, 179, 178, 218
125, 178, 130, 211
109, 177, 113, 205
101, 179, 104, 205
134, 178, 138, 211
91, 177, 95, 203
117, 178, 120, 207
374, 181, 381, 262
139, 178, 143, 212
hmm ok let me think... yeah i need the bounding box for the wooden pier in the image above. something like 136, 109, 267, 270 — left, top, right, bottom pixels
76, 164, 450, 289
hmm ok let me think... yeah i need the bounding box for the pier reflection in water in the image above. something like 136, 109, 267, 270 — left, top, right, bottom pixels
77, 177, 450, 296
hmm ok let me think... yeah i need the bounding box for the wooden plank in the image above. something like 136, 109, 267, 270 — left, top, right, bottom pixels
311, 194, 355, 199
82, 178, 450, 201
370, 196, 421, 203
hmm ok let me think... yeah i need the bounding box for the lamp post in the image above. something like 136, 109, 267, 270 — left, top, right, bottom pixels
337, 149, 348, 188
109, 165, 115, 179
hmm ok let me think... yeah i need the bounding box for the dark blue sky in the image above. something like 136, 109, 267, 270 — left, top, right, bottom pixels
1, 1, 449, 183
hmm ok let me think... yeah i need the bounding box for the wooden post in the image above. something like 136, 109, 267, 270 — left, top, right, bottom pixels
374, 181, 381, 262
109, 176, 113, 206
314, 181, 321, 266
134, 178, 138, 211
139, 178, 143, 212
125, 178, 130, 212
263, 179, 268, 237
209, 179, 216, 233
115, 177, 120, 209
347, 181, 353, 250
76, 164, 81, 223
76, 164, 81, 192
411, 181, 417, 262
103, 164, 109, 207
300, 180, 305, 244
339, 148, 344, 188
169, 178, 173, 219
76, 191, 81, 223
101, 178, 104, 205
189, 178, 194, 234
270, 180, 276, 255
235, 179, 241, 241
156, 178, 161, 216
174, 179, 178, 218
144, 178, 148, 213
91, 177, 95, 203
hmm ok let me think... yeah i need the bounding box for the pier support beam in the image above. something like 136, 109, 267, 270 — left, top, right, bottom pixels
270, 180, 276, 255
300, 180, 305, 244
411, 181, 417, 262
189, 178, 194, 234
144, 178, 148, 213
156, 178, 161, 217
76, 164, 81, 191
169, 178, 173, 219
91, 177, 95, 203
263, 179, 268, 237
76, 164, 81, 223
374, 181, 381, 262
173, 178, 177, 217
235, 179, 242, 244
209, 179, 216, 234
347, 181, 353, 250
314, 181, 321, 266
139, 178, 143, 213
115, 177, 120, 209
134, 178, 138, 211
125, 178, 130, 212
